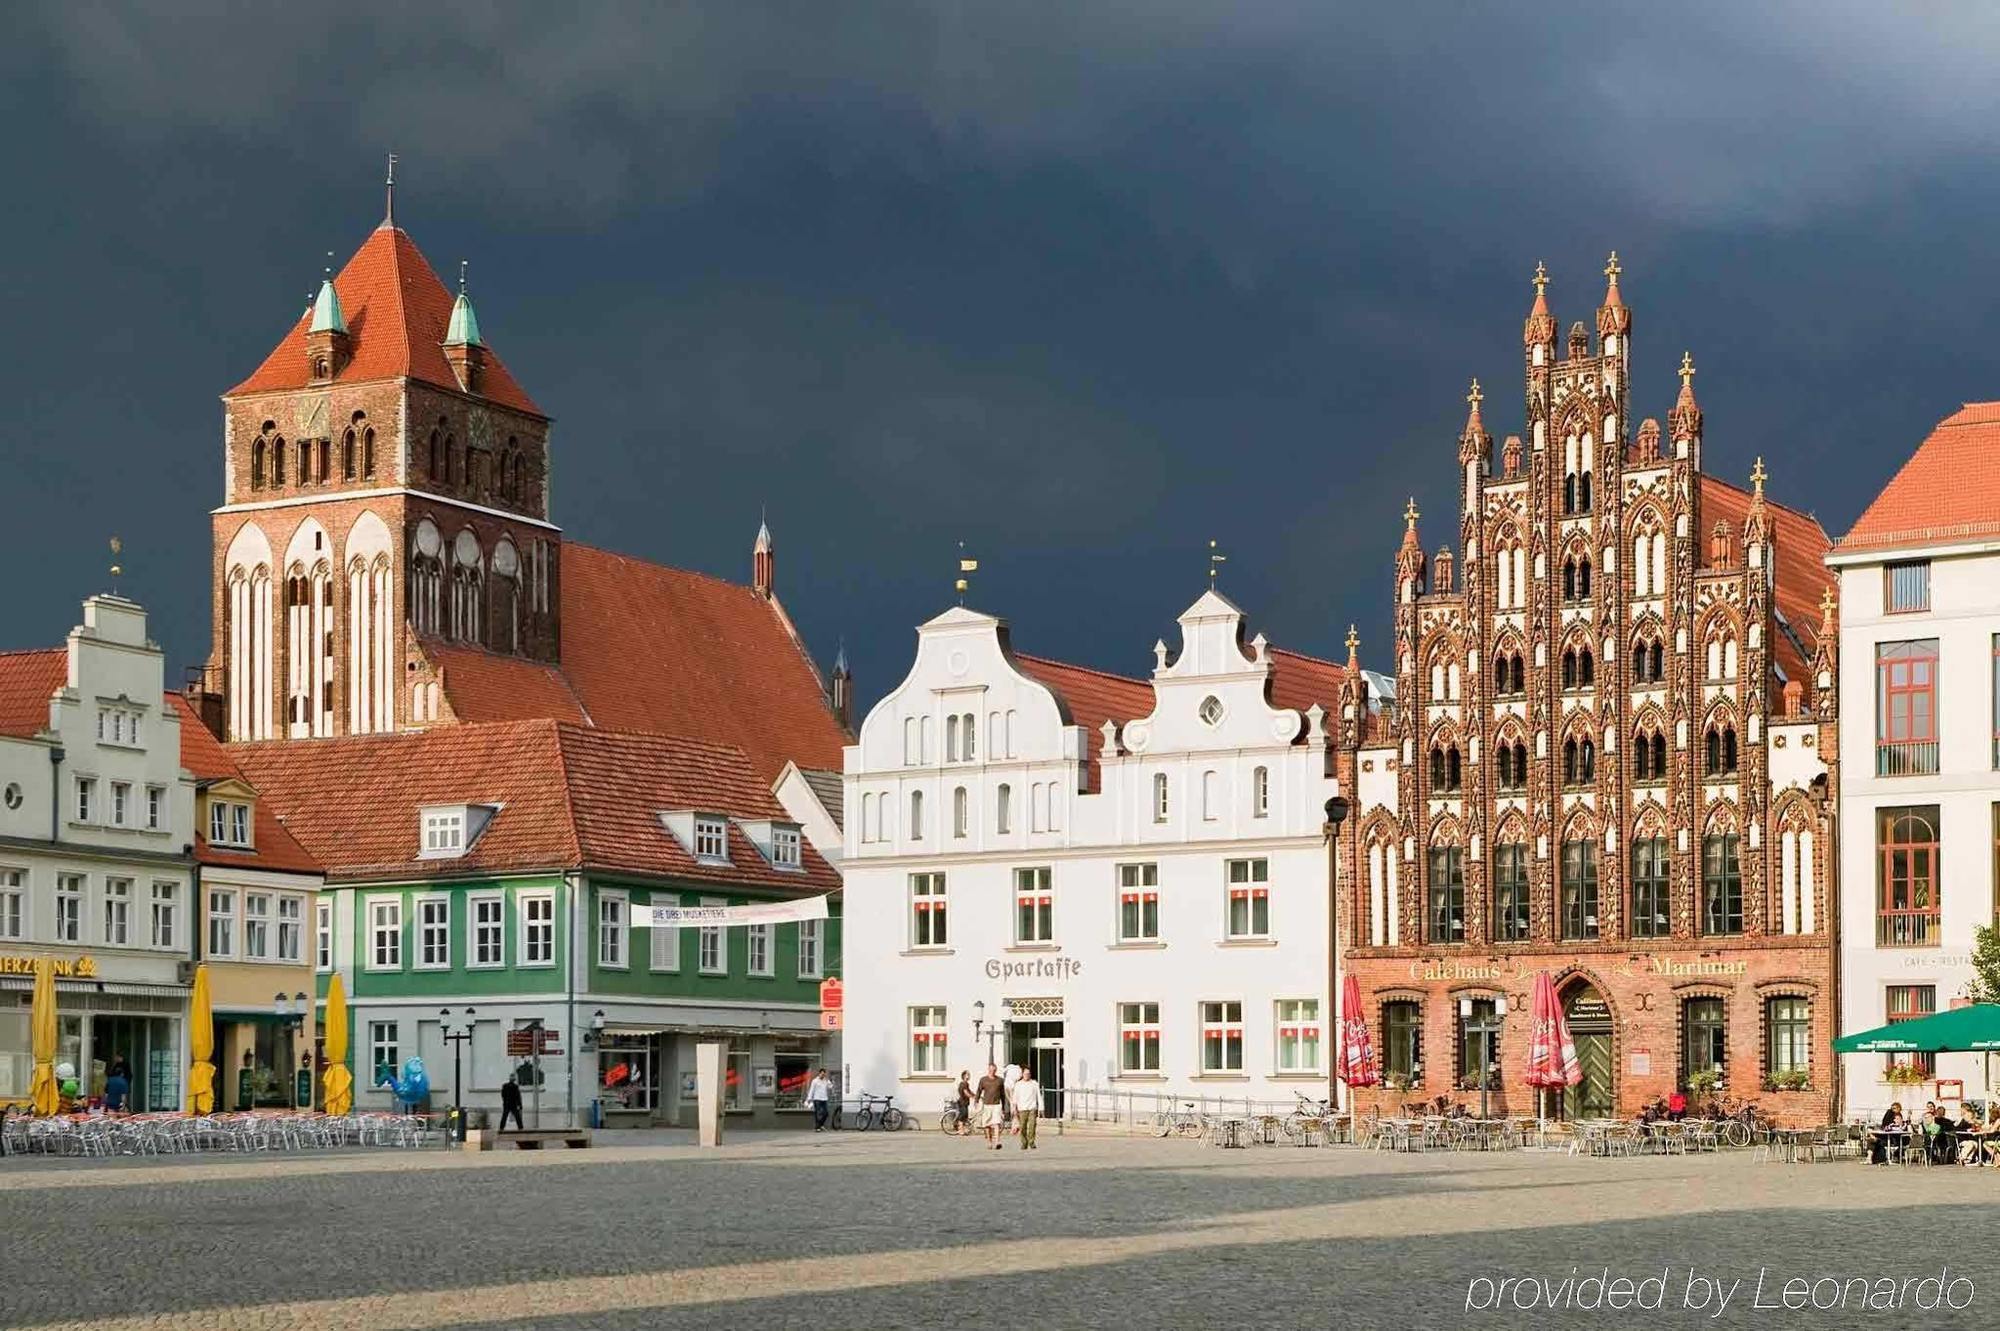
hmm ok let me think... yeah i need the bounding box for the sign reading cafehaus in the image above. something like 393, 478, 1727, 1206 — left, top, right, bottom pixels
1331, 257, 1838, 1125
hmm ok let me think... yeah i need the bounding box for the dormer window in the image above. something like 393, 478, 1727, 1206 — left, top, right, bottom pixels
418, 803, 497, 860
209, 801, 252, 849
695, 816, 729, 861
773, 825, 802, 868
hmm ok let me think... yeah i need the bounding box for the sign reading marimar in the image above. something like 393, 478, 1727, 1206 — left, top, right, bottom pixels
629, 896, 831, 928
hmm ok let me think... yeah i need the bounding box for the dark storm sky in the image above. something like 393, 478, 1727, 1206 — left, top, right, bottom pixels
4, 4, 1997, 707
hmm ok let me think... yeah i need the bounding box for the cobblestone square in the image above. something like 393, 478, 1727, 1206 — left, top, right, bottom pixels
2, 1129, 1995, 1330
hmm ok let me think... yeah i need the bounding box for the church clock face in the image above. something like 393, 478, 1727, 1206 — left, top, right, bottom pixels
467, 407, 493, 452
296, 393, 329, 439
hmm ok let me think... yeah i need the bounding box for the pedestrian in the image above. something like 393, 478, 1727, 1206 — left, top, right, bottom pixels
1002, 1061, 1021, 1133
807, 1066, 833, 1132
1013, 1065, 1042, 1151
499, 1075, 525, 1132
104, 1057, 131, 1114
954, 1071, 973, 1136
975, 1062, 1007, 1150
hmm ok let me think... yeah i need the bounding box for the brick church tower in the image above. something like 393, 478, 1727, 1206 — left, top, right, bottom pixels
201, 186, 557, 741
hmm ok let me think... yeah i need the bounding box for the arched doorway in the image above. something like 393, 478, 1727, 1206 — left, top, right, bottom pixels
1561, 980, 1615, 1119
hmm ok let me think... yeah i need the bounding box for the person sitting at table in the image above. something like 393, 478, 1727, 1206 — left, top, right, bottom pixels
1953, 1105, 1983, 1165
1925, 1105, 1955, 1163
1870, 1103, 1905, 1165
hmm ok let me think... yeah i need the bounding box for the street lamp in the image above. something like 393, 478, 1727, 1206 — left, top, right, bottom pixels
971, 1000, 1002, 1063
439, 1007, 477, 1141
1323, 795, 1350, 1109
1459, 995, 1507, 1120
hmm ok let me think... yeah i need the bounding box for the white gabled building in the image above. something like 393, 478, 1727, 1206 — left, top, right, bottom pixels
1831, 401, 2000, 1115
841, 590, 1351, 1116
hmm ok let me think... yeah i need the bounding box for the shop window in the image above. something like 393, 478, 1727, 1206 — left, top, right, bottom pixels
1561, 840, 1598, 940
369, 1021, 399, 1086
1119, 1002, 1162, 1073
1117, 863, 1159, 942
1014, 867, 1054, 943
1681, 997, 1727, 1088
599, 1042, 658, 1113
1765, 996, 1810, 1084
1383, 1000, 1422, 1085
1702, 834, 1742, 935
1225, 858, 1270, 939
910, 872, 948, 948
1630, 838, 1670, 938
1492, 844, 1529, 941
1275, 998, 1321, 1073
1457, 997, 1499, 1088
909, 1005, 948, 1074
1427, 847, 1465, 943
1200, 1000, 1244, 1073
1886, 985, 1937, 1077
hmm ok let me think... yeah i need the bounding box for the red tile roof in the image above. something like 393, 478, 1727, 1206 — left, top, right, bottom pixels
1835, 401, 2000, 555
1699, 476, 1831, 692
229, 226, 542, 416
430, 541, 849, 785
1268, 647, 1351, 720
0, 648, 65, 739
230, 720, 838, 891
170, 694, 322, 875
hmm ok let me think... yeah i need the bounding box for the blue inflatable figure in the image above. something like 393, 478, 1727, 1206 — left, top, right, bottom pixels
378, 1056, 430, 1110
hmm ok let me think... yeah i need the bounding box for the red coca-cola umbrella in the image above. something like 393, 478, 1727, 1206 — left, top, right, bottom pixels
1336, 972, 1379, 1092
1524, 971, 1581, 1119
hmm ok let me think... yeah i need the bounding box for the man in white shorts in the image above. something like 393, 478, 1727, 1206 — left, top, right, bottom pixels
975, 1062, 1008, 1150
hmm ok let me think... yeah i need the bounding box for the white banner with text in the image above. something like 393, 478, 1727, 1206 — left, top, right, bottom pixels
630, 896, 831, 928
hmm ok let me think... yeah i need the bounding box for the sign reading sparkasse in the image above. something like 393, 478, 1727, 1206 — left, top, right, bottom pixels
819, 977, 844, 1011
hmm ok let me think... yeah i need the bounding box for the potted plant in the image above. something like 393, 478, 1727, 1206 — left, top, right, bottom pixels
1884, 1062, 1929, 1088
1684, 1068, 1722, 1096
1764, 1069, 1811, 1092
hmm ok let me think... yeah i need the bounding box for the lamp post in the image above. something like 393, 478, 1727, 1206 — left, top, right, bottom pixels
1459, 995, 1507, 1120
972, 1001, 1002, 1064
1323, 795, 1351, 1108
439, 1007, 476, 1141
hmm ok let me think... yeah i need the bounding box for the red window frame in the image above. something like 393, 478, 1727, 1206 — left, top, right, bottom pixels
1876, 806, 1940, 947
1886, 984, 1937, 1076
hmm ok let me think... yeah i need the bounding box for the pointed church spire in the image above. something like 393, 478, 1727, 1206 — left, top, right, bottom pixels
1596, 250, 1630, 338
1670, 350, 1702, 443
752, 512, 775, 597
1524, 260, 1555, 349
444, 260, 483, 347
1344, 624, 1360, 671
309, 254, 346, 334
382, 153, 398, 230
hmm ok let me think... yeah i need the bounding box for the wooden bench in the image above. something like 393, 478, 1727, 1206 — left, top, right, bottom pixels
466, 1128, 592, 1151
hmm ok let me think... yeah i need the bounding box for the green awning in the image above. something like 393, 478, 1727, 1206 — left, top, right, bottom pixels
1834, 1003, 2000, 1054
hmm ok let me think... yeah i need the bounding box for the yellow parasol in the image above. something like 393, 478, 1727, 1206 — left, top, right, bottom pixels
321, 972, 354, 1115
28, 956, 59, 1116
187, 963, 216, 1114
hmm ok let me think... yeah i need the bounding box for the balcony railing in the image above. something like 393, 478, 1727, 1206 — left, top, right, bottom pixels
1876, 741, 1939, 777
1877, 909, 1941, 947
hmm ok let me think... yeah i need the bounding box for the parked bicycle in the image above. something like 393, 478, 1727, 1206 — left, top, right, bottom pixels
1155, 1100, 1205, 1138
1281, 1092, 1333, 1142
853, 1092, 908, 1132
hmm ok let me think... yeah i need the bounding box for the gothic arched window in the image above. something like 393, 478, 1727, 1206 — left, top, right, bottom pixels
342, 429, 357, 481
362, 427, 376, 479
251, 439, 266, 490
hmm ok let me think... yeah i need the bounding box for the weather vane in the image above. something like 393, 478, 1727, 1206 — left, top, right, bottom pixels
1532, 260, 1548, 294
1208, 539, 1227, 586
955, 542, 977, 604
1679, 351, 1696, 386
108, 537, 123, 594
1750, 456, 1768, 495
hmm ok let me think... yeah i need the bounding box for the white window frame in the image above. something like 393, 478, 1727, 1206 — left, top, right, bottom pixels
1200, 999, 1245, 1073
698, 896, 727, 975
111, 781, 131, 827
1152, 772, 1169, 824
796, 918, 823, 979
597, 888, 628, 970
693, 816, 729, 862
367, 896, 404, 971
1200, 770, 1217, 821
772, 824, 802, 868
150, 881, 179, 949
315, 899, 333, 971
103, 876, 130, 945
909, 872, 947, 949
368, 1021, 399, 1085
146, 785, 165, 831
244, 891, 273, 960
1274, 998, 1322, 1074
649, 898, 680, 972
54, 873, 84, 944
207, 887, 237, 959
1224, 858, 1271, 940
0, 868, 24, 940
210, 801, 253, 848
420, 807, 466, 858
1118, 1001, 1161, 1073
469, 893, 505, 968
1252, 766, 1270, 819
276, 894, 304, 962
747, 922, 774, 978
519, 893, 555, 967
1116, 863, 1160, 942
414, 896, 450, 970
75, 776, 96, 825
909, 1005, 948, 1075
1014, 866, 1054, 945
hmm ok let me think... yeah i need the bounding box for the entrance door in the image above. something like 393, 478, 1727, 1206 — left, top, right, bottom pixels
1561, 986, 1615, 1119
1005, 1020, 1065, 1117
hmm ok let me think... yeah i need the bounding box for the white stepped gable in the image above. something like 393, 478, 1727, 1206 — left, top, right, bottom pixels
1119, 589, 1302, 754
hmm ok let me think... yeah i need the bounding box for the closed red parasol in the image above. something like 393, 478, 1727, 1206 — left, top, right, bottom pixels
1336, 972, 1380, 1088
1524, 972, 1582, 1104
